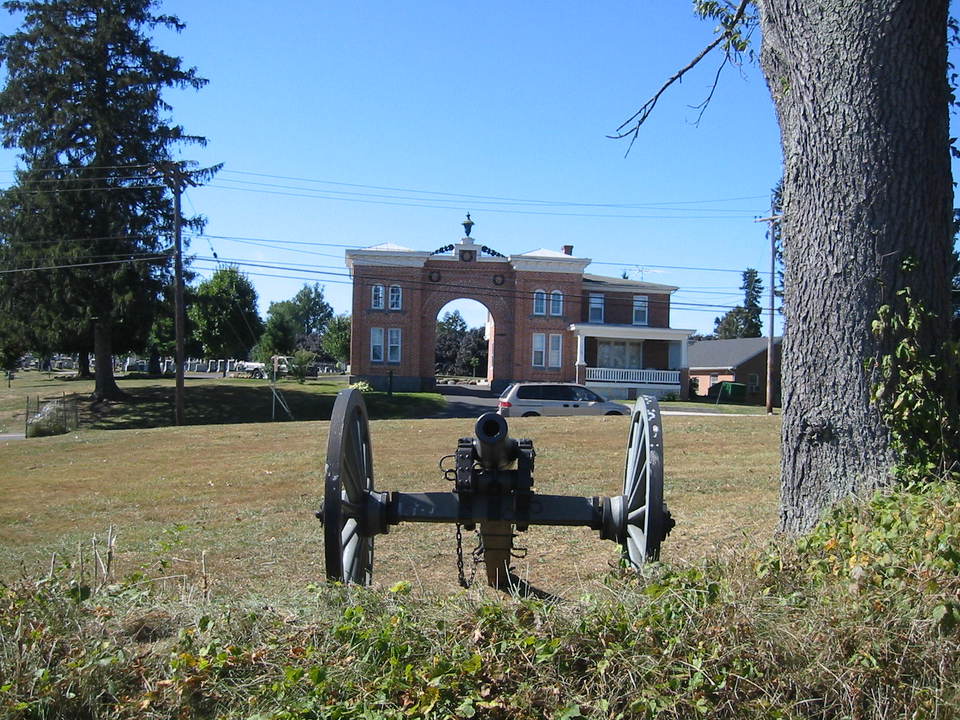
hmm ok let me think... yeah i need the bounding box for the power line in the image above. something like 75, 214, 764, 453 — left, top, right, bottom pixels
205, 183, 761, 220
0, 254, 168, 274
220, 168, 768, 209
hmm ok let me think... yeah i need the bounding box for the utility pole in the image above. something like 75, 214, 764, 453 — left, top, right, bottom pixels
156, 161, 222, 426
756, 214, 781, 415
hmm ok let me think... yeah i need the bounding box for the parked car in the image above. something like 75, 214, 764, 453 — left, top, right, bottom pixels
497, 382, 630, 417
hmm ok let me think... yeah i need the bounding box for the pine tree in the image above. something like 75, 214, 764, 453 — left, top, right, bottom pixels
0, 0, 211, 399
713, 268, 763, 339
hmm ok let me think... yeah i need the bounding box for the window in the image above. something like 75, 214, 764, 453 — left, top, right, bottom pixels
573, 386, 602, 402
371, 284, 384, 309
533, 290, 546, 316
589, 293, 604, 323
709, 374, 719, 386
550, 290, 563, 316
388, 285, 402, 310
632, 295, 649, 325
747, 373, 760, 393
532, 333, 545, 367
387, 328, 401, 363
548, 334, 562, 368
370, 327, 384, 362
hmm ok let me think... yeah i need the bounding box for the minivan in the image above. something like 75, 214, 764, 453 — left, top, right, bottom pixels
497, 382, 630, 417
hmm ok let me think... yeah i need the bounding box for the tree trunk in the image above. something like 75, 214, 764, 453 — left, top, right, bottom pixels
758, 1, 954, 532
92, 319, 125, 401
77, 351, 91, 379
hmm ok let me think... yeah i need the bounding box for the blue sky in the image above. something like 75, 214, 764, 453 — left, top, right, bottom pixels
5, 1, 945, 335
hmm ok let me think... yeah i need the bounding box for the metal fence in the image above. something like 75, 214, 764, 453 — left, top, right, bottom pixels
25, 393, 79, 438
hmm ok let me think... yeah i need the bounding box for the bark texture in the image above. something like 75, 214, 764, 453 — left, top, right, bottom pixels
758, 1, 954, 532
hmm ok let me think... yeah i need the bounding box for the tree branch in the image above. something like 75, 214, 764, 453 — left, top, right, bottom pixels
610, 0, 751, 154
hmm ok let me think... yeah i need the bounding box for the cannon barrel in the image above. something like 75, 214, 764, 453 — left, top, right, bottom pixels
473, 412, 519, 470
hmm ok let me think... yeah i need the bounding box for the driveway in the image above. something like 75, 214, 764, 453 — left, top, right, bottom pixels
432, 383, 501, 418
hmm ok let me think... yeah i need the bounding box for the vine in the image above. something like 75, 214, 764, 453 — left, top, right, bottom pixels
869, 259, 960, 482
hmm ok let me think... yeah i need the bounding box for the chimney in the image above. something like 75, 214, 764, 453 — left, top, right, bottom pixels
561, 245, 573, 256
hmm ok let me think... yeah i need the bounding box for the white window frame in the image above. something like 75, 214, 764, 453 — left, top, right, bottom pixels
589, 293, 604, 323
371, 284, 384, 310
632, 295, 649, 326
550, 290, 563, 316
533, 290, 547, 316
388, 285, 402, 310
387, 328, 401, 363
548, 334, 562, 368
370, 327, 384, 362
532, 333, 546, 367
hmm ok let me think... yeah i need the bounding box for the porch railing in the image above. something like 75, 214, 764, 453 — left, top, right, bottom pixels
585, 367, 680, 385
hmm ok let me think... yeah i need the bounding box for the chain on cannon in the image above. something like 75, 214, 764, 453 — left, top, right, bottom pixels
318, 388, 675, 590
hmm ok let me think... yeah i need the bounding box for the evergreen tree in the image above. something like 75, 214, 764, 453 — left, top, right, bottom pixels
0, 0, 211, 400
713, 268, 763, 339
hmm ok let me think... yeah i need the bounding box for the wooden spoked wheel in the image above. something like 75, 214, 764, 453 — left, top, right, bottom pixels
621, 395, 667, 567
324, 388, 375, 584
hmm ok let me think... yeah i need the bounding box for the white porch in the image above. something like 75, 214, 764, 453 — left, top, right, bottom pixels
569, 323, 694, 400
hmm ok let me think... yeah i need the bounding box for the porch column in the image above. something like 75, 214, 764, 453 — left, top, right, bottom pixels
575, 332, 586, 384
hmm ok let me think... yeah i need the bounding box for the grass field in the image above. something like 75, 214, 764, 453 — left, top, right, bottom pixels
0, 404, 781, 599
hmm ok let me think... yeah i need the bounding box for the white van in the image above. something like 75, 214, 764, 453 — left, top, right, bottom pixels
497, 382, 630, 417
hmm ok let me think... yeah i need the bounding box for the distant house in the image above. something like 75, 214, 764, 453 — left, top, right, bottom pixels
688, 337, 782, 406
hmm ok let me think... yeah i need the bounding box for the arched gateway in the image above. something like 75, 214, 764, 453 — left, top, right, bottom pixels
346, 217, 694, 398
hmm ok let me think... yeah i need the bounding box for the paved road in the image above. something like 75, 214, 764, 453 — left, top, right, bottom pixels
431, 384, 501, 418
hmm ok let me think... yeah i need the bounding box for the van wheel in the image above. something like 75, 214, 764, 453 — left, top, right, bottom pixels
521, 412, 540, 417
605, 410, 624, 415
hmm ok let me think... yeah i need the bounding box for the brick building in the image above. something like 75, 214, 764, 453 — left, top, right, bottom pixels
346, 218, 694, 398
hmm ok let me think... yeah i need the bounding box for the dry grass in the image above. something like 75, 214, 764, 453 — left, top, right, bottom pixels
0, 411, 780, 600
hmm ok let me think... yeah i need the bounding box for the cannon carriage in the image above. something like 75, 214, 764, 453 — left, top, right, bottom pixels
319, 388, 674, 590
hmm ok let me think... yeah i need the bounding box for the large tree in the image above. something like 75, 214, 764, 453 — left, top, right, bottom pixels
256, 300, 299, 360
760, 1, 955, 531
0, 0, 210, 400
188, 266, 262, 364
290, 283, 333, 338
435, 310, 467, 375
619, 1, 956, 532
320, 314, 351, 366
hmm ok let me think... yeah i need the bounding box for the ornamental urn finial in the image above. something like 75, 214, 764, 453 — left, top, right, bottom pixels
462, 213, 474, 237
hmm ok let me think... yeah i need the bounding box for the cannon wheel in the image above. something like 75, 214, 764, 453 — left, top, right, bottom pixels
622, 395, 666, 567
324, 388, 375, 584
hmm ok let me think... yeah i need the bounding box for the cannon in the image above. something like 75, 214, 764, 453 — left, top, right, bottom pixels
319, 388, 674, 590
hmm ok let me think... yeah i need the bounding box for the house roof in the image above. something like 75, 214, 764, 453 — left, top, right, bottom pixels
582, 273, 678, 294
688, 337, 782, 370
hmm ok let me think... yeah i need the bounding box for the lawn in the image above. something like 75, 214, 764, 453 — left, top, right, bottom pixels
0, 406, 781, 600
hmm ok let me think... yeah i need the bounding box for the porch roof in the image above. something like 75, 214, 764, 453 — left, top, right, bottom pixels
568, 324, 695, 342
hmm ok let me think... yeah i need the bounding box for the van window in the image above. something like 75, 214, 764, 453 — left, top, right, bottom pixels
517, 385, 545, 400
542, 385, 575, 401
573, 386, 601, 402
499, 384, 516, 399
